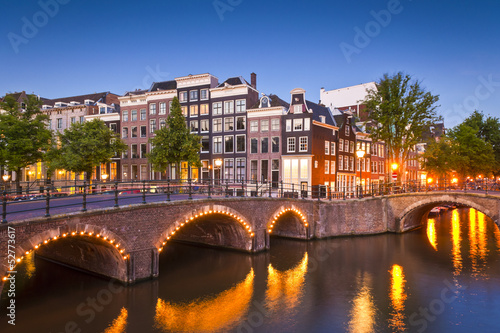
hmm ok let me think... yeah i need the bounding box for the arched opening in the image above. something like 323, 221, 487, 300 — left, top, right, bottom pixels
157, 208, 254, 253
268, 207, 308, 240
1, 230, 129, 290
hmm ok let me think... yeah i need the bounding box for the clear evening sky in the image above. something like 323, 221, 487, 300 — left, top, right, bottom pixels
1, 0, 499, 128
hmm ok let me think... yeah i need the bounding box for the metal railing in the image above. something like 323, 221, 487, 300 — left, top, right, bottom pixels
1, 179, 498, 224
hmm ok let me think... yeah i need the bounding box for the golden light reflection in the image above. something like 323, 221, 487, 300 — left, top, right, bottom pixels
451, 209, 462, 275
265, 252, 308, 313
348, 273, 377, 333
469, 209, 478, 274
477, 211, 489, 262
427, 218, 438, 251
154, 269, 254, 332
103, 307, 127, 333
23, 251, 36, 279
493, 223, 500, 252
388, 265, 407, 332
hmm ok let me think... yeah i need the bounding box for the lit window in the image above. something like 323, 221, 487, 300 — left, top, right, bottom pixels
181, 106, 188, 116
331, 161, 335, 174
200, 104, 209, 115
190, 105, 198, 117
339, 139, 344, 152
325, 141, 330, 155
345, 125, 350, 136
325, 160, 330, 174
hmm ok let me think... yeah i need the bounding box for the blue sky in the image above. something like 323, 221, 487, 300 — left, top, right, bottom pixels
1, 0, 499, 128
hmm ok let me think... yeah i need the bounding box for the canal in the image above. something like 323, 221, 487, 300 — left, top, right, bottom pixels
1, 207, 500, 332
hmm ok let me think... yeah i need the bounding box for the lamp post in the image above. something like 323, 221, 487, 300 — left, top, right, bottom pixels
102, 174, 108, 182
356, 149, 365, 198
214, 159, 222, 185
2, 174, 9, 192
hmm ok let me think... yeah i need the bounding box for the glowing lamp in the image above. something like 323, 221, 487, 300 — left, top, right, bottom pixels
391, 163, 399, 171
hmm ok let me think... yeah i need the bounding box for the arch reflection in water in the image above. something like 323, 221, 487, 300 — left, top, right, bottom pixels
427, 218, 438, 251
265, 252, 308, 313
451, 209, 462, 275
154, 269, 254, 332
103, 307, 127, 333
388, 265, 407, 332
348, 272, 377, 333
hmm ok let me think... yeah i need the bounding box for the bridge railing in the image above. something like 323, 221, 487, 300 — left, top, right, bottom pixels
1, 179, 498, 223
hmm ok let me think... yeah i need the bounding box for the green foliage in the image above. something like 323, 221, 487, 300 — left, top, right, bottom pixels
148, 97, 201, 173
364, 72, 440, 175
421, 137, 454, 179
52, 119, 126, 180
0, 94, 52, 182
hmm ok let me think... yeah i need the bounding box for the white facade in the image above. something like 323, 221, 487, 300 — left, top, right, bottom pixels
319, 82, 376, 111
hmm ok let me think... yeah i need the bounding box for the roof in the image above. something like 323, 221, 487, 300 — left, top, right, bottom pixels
306, 100, 336, 126
123, 89, 149, 96
150, 80, 177, 91
217, 76, 250, 88
42, 92, 116, 107
249, 94, 289, 109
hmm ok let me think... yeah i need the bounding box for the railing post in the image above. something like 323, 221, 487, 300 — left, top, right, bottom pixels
142, 180, 146, 204
2, 191, 7, 223
485, 181, 488, 195
114, 181, 119, 207
269, 181, 272, 198
225, 179, 229, 198
208, 177, 212, 199
45, 186, 50, 217
167, 177, 171, 201
464, 181, 467, 193
343, 186, 346, 200
242, 178, 245, 197
188, 178, 193, 200
318, 186, 320, 201
82, 181, 87, 212
329, 186, 332, 201
292, 183, 294, 198
280, 180, 283, 198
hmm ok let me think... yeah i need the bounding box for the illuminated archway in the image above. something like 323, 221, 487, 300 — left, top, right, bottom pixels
267, 207, 309, 239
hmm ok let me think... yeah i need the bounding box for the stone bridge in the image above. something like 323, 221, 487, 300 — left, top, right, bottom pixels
1, 192, 499, 289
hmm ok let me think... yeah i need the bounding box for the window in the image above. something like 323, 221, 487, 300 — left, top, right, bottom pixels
213, 118, 222, 132
339, 156, 343, 170
261, 160, 269, 182
213, 136, 222, 154
80, 116, 85, 123
271, 118, 280, 131
159, 102, 166, 115
299, 136, 308, 152
225, 136, 234, 153
131, 126, 137, 138
140, 144, 147, 158
57, 118, 62, 129
179, 91, 188, 102
251, 138, 258, 154
139, 109, 146, 120
224, 117, 234, 131
189, 90, 198, 101
99, 106, 106, 114
131, 145, 138, 159
181, 106, 188, 116
250, 121, 258, 132
224, 100, 234, 114
122, 127, 128, 138
272, 137, 279, 153
71, 117, 76, 124
236, 99, 246, 113
350, 141, 354, 153
224, 159, 234, 181
200, 89, 209, 100
236, 135, 246, 152
190, 120, 198, 133
294, 105, 302, 113
261, 119, 269, 132
200, 104, 209, 115
131, 110, 137, 121
159, 118, 166, 129
200, 119, 209, 132
287, 137, 296, 152
250, 160, 258, 181
122, 110, 128, 122
286, 119, 292, 132
325, 141, 330, 155
201, 136, 209, 153
213, 102, 222, 115
261, 137, 269, 153
345, 125, 350, 136
140, 126, 147, 137
236, 116, 246, 130
339, 139, 344, 152
331, 161, 336, 174
190, 105, 198, 117
304, 118, 310, 131
325, 160, 330, 174
344, 140, 349, 152
350, 156, 354, 171
149, 103, 156, 115
236, 158, 245, 181
331, 142, 336, 155
150, 119, 157, 133
293, 118, 303, 131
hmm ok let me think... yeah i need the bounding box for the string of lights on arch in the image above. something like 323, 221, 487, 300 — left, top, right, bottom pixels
157, 209, 254, 252
2, 231, 128, 282
268, 208, 308, 234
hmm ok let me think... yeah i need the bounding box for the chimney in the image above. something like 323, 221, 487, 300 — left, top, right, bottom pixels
251, 72, 257, 89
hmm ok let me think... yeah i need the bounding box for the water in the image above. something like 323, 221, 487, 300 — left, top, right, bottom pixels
2, 207, 500, 333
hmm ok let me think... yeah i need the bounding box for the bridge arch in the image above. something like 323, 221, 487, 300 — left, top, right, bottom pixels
156, 205, 255, 253
398, 196, 496, 231
267, 206, 309, 239
1, 226, 130, 286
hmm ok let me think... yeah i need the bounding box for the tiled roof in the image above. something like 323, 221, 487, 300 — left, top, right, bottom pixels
249, 94, 289, 109
150, 80, 177, 91
217, 76, 249, 88
42, 92, 116, 106
124, 89, 148, 96
306, 100, 336, 126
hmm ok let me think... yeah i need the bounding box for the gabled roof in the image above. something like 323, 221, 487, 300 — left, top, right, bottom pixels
123, 89, 148, 97
306, 100, 336, 126
249, 94, 289, 109
43, 92, 117, 106
217, 76, 250, 88
150, 80, 177, 91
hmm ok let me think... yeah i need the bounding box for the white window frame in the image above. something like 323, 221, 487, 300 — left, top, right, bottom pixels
212, 102, 222, 115
299, 136, 308, 152
325, 141, 330, 155
293, 118, 303, 131
287, 137, 296, 153
250, 120, 258, 132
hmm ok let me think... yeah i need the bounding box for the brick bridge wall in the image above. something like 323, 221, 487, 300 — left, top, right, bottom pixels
1, 193, 499, 290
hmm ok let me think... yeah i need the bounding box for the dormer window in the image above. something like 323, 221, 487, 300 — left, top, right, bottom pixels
294, 105, 302, 113
42, 105, 52, 110
345, 126, 350, 136
261, 96, 269, 108
69, 101, 79, 106
319, 115, 326, 123
55, 102, 67, 107
84, 99, 94, 105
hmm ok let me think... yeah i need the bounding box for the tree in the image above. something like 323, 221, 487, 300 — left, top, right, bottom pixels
0, 94, 52, 191
148, 97, 201, 179
51, 119, 126, 182
421, 137, 455, 180
364, 72, 440, 180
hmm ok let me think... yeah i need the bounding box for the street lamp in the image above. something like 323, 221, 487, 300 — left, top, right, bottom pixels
2, 174, 9, 182
102, 174, 108, 182
214, 159, 222, 184
356, 149, 365, 198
